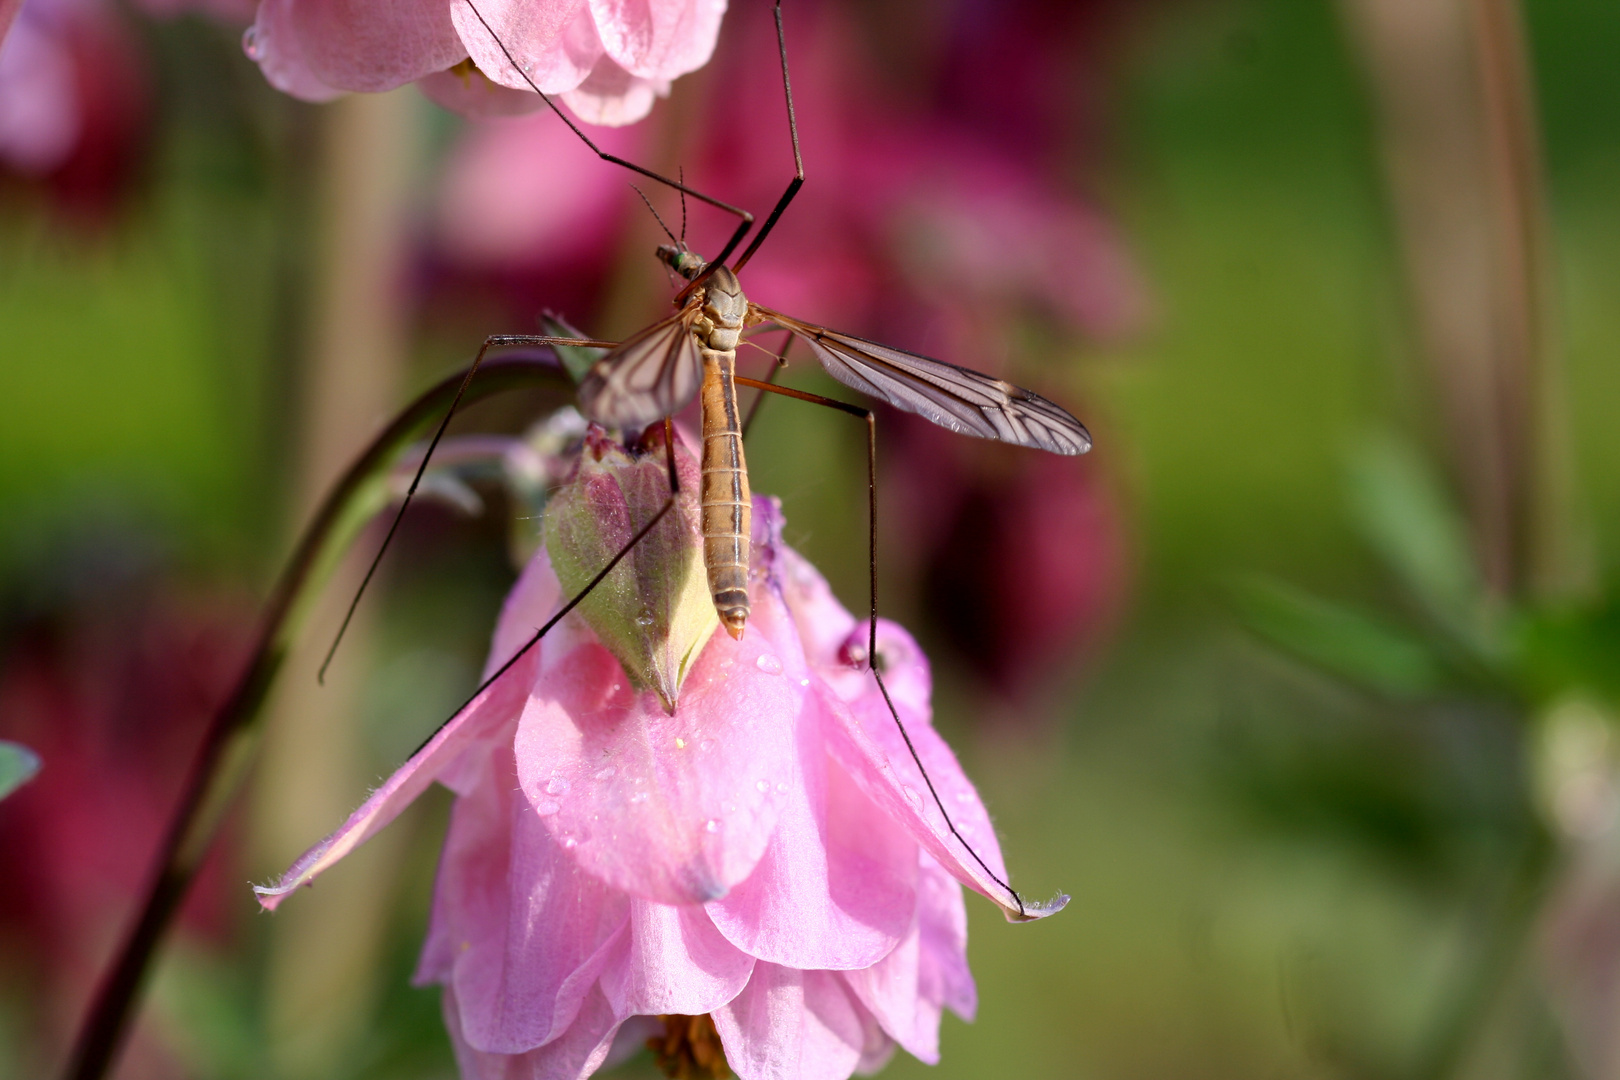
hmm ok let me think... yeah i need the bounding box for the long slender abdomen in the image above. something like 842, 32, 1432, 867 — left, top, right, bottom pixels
699, 349, 751, 638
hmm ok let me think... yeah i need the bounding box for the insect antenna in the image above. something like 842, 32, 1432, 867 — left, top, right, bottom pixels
679, 167, 689, 245
631, 183, 682, 248
734, 375, 1028, 917
460, 0, 756, 271
732, 0, 805, 274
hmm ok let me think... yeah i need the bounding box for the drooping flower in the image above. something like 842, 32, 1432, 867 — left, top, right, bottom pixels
242, 0, 726, 126
256, 424, 1064, 1079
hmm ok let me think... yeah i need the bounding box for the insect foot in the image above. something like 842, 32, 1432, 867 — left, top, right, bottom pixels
546, 423, 717, 714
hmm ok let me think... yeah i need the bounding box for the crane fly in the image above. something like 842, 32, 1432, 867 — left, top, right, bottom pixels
321, 0, 1089, 918
576, 249, 1090, 638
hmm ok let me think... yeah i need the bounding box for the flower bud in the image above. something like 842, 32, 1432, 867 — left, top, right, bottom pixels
543, 424, 717, 713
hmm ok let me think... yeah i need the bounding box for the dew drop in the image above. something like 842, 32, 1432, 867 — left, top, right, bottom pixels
561, 836, 578, 849
704, 818, 721, 834
241, 25, 264, 60
545, 776, 571, 796
755, 653, 783, 675
755, 779, 770, 793
635, 609, 655, 628
775, 782, 788, 794
534, 798, 561, 816
799, 678, 809, 686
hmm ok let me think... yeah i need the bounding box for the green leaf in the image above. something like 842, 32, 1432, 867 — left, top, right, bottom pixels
1516, 597, 1620, 710
1344, 435, 1487, 646
0, 741, 41, 801
541, 312, 607, 386
1230, 576, 1447, 696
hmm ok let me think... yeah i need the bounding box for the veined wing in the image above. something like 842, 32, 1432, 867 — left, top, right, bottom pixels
752, 307, 1092, 455
577, 306, 704, 429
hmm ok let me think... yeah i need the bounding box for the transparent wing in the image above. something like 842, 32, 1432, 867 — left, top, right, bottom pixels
577, 307, 704, 429
753, 307, 1092, 455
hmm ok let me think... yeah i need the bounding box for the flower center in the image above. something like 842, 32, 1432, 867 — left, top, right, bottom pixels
647, 1013, 731, 1080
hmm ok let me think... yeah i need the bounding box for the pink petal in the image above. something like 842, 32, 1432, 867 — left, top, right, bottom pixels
598, 900, 754, 1017
712, 963, 866, 1080
841, 854, 972, 1064
772, 517, 859, 674
557, 55, 664, 126
437, 547, 566, 796
451, 0, 601, 96
419, 744, 630, 1054
840, 917, 927, 1062
256, 0, 465, 95
587, 0, 725, 81
252, 654, 536, 911
256, 548, 562, 910
418, 67, 548, 118
514, 595, 800, 905
243, 0, 342, 101
818, 621, 1068, 923
706, 685, 917, 970
916, 852, 975, 1021
442, 980, 622, 1080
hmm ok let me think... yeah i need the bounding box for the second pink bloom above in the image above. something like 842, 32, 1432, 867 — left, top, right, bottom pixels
244, 0, 726, 124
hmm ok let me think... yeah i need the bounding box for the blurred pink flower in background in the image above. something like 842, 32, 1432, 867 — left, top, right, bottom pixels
895, 427, 1128, 703
245, 0, 725, 125
418, 110, 642, 329
256, 428, 1061, 1079
0, 0, 149, 215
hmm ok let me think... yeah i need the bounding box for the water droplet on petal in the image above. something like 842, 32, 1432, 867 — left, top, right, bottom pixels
775, 782, 788, 794
704, 818, 720, 834
241, 25, 263, 60
756, 779, 770, 793
799, 678, 809, 686
755, 653, 783, 675
545, 776, 570, 796
534, 798, 561, 816
635, 609, 655, 627
561, 836, 578, 849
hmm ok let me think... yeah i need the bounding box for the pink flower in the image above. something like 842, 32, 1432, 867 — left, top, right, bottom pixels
256, 429, 1063, 1079
243, 0, 726, 125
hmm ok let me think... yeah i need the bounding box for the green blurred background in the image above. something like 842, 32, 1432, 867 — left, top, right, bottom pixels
2, 0, 1618, 1077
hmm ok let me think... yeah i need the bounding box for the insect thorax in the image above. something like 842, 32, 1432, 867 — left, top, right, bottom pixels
693, 266, 746, 352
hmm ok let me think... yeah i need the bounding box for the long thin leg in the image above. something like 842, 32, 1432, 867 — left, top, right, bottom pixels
739, 332, 792, 439
408, 418, 683, 759
734, 377, 1026, 916
461, 0, 754, 271
732, 0, 804, 274
318, 332, 619, 683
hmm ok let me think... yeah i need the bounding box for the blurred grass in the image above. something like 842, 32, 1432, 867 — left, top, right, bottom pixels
2, 0, 1618, 1077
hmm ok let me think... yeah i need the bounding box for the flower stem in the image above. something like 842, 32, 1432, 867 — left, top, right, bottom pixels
62, 353, 572, 1080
